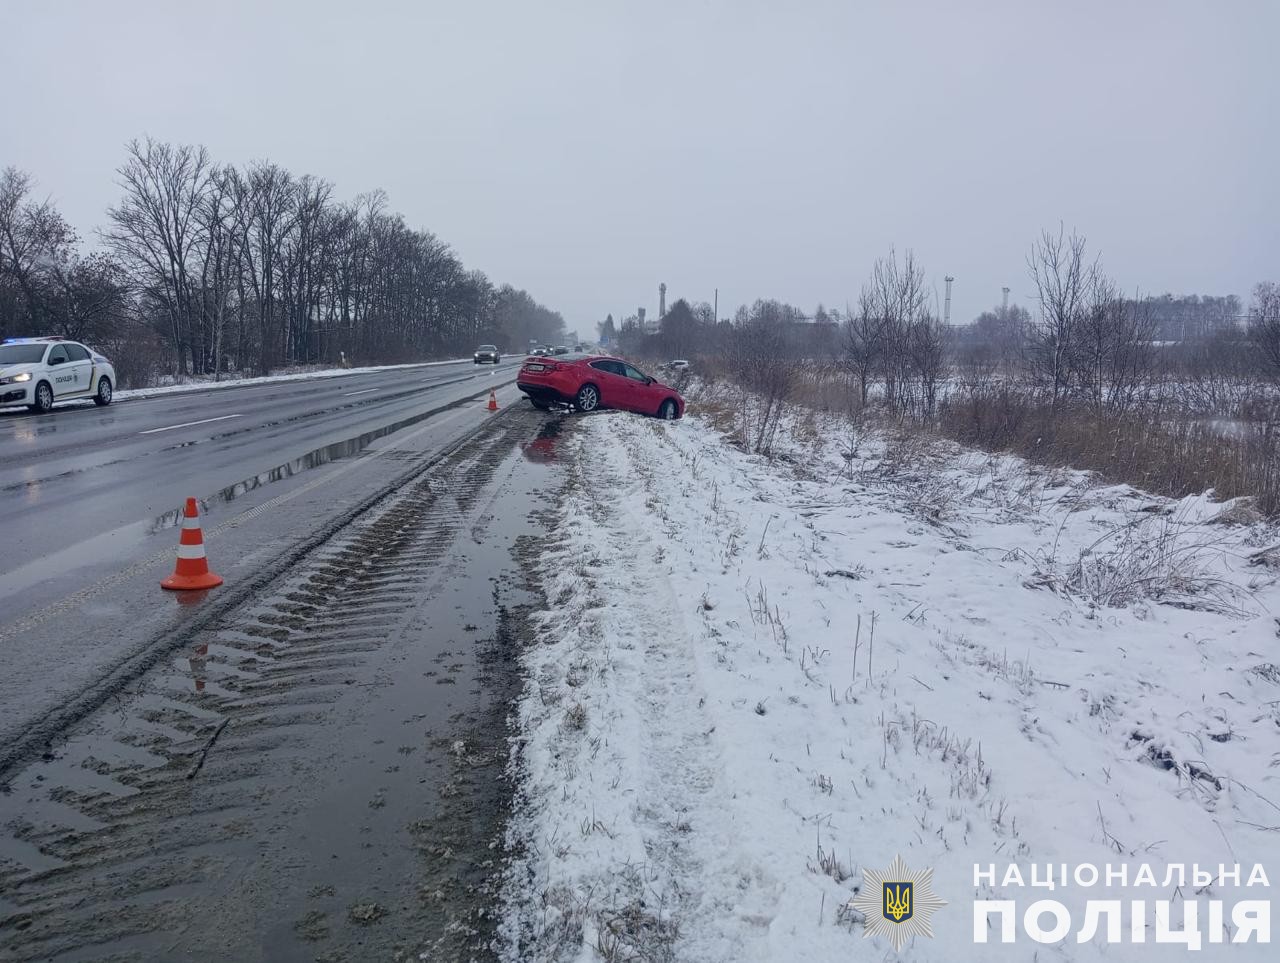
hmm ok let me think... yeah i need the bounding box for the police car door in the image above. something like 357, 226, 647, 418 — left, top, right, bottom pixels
45, 344, 76, 397
63, 343, 93, 395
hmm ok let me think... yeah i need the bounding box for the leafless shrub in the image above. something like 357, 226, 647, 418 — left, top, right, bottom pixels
724, 319, 795, 454
1037, 514, 1250, 614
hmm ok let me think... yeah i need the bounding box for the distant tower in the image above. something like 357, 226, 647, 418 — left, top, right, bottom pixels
1002, 287, 1010, 314
944, 276, 955, 326
659, 282, 667, 319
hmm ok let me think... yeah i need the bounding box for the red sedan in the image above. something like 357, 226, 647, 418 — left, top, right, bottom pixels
517, 353, 685, 419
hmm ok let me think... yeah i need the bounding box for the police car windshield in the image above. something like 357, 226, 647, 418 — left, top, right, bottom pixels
0, 344, 48, 365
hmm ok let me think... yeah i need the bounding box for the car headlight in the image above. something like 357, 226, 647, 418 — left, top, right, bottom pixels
1, 372, 32, 384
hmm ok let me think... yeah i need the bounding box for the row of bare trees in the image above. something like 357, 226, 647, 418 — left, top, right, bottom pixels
1, 140, 564, 386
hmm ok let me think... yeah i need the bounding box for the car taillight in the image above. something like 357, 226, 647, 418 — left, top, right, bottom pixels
542, 362, 561, 372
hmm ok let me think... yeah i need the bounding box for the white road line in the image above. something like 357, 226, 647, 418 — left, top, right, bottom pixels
139, 414, 243, 435
343, 387, 378, 396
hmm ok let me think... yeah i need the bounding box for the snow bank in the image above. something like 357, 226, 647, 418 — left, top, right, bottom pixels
502, 403, 1280, 961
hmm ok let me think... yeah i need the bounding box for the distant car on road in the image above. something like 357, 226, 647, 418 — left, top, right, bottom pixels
552, 345, 569, 355
473, 344, 501, 364
531, 346, 549, 357
518, 354, 685, 419
0, 337, 116, 413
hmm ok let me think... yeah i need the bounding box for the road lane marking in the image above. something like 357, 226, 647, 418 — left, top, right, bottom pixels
140, 414, 243, 435
343, 388, 378, 397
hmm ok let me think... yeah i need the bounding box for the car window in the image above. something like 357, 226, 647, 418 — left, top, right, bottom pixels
589, 359, 624, 376
47, 345, 69, 365
64, 343, 90, 361
0, 344, 48, 364
622, 364, 649, 382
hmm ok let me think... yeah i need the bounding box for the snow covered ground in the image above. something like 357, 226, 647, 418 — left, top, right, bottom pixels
114, 357, 474, 400
502, 394, 1280, 961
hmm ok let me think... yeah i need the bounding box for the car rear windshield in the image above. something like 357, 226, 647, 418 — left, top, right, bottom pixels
0, 344, 47, 365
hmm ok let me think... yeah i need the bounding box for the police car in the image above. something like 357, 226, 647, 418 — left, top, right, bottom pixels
0, 337, 117, 413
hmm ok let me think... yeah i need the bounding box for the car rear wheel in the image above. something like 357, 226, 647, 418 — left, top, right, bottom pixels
575, 383, 600, 412
659, 399, 678, 420
94, 376, 113, 406
29, 381, 53, 413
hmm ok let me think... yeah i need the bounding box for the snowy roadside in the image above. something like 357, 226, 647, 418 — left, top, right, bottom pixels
501, 401, 1280, 961
113, 357, 477, 401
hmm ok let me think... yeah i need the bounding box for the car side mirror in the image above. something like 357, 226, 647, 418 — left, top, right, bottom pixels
645, 376, 654, 385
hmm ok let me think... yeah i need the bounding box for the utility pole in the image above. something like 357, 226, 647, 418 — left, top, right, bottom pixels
714, 288, 718, 324
944, 276, 954, 326
1002, 286, 1010, 315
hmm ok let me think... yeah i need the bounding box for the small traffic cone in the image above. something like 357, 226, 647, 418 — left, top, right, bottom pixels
161, 498, 224, 591
487, 390, 498, 411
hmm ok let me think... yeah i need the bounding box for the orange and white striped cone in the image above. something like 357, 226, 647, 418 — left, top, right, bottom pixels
161, 498, 224, 591
487, 390, 498, 411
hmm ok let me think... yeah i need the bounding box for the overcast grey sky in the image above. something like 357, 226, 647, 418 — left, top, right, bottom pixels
3, 0, 1276, 331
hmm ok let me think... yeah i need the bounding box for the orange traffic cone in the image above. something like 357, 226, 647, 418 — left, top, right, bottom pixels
161, 498, 224, 591
487, 390, 498, 411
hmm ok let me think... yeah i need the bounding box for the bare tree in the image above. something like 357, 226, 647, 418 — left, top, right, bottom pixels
1249, 282, 1280, 377
0, 167, 76, 335
1027, 226, 1095, 406
728, 318, 793, 453
193, 165, 240, 377
844, 295, 884, 405
850, 247, 932, 413
104, 139, 213, 376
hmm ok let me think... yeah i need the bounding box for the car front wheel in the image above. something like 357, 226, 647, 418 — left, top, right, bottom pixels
94, 376, 113, 406
29, 381, 54, 413
659, 399, 678, 420
575, 383, 600, 412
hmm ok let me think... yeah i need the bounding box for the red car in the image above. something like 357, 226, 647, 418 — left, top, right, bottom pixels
518, 354, 685, 419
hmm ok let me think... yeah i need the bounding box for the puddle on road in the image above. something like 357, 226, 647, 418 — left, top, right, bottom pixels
149, 388, 500, 532
520, 416, 564, 464
0, 411, 567, 962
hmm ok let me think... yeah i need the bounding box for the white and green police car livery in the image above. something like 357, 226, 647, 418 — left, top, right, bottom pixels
0, 337, 117, 413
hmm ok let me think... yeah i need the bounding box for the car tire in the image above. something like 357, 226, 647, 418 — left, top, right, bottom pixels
659, 399, 678, 420
94, 376, 113, 407
29, 381, 54, 414
575, 383, 600, 412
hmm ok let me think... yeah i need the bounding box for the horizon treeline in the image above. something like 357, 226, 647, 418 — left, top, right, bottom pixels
0, 139, 565, 386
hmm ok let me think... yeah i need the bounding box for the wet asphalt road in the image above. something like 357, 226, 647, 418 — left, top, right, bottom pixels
0, 359, 519, 591
0, 360, 523, 763
0, 405, 570, 961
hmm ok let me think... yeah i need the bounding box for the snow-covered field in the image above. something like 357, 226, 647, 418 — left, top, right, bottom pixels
502, 396, 1280, 961
114, 357, 475, 400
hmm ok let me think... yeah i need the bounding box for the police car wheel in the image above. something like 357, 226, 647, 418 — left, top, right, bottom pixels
94, 376, 113, 406
30, 381, 53, 413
